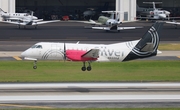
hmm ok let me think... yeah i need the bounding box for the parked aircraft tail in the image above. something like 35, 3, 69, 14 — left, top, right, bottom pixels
123, 21, 164, 61
143, 2, 162, 10
0, 8, 6, 14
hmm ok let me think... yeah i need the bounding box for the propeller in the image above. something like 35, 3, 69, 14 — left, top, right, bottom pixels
63, 42, 66, 62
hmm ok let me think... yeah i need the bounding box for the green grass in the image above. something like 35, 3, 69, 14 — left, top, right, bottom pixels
0, 60, 180, 82
11, 108, 180, 110
159, 43, 180, 50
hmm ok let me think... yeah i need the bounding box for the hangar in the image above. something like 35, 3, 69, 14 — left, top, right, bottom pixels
0, 0, 180, 21
0, 0, 136, 21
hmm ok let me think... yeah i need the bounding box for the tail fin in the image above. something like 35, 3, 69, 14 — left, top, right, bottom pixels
123, 21, 164, 61
143, 2, 162, 10
0, 8, 6, 14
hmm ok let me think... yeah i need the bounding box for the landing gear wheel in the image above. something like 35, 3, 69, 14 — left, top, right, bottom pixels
81, 67, 86, 71
87, 66, 91, 71
33, 66, 37, 69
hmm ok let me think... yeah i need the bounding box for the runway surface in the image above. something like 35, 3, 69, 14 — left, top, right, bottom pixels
0, 83, 180, 109
0, 21, 180, 41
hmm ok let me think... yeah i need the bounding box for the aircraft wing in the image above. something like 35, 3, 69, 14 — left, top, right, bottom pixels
24, 57, 37, 61
81, 49, 99, 58
33, 20, 60, 25
92, 26, 142, 31
92, 27, 111, 30
166, 21, 180, 25
117, 26, 142, 30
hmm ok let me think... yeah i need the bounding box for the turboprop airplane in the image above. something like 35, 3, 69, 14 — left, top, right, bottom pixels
83, 11, 141, 32
21, 21, 164, 71
0, 8, 60, 29
137, 2, 170, 20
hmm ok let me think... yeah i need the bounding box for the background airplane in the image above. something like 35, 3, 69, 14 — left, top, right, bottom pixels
83, 11, 141, 32
0, 8, 38, 21
136, 4, 154, 16
0, 8, 60, 29
21, 22, 164, 71
137, 2, 170, 20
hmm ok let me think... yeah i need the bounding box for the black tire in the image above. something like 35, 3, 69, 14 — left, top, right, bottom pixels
33, 66, 37, 69
87, 66, 91, 71
81, 67, 86, 71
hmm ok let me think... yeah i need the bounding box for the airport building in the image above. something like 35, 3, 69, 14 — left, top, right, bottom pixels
0, 0, 180, 21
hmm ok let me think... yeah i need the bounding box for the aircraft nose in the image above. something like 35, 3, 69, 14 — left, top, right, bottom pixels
159, 14, 166, 19
33, 16, 38, 19
165, 11, 170, 15
21, 51, 26, 57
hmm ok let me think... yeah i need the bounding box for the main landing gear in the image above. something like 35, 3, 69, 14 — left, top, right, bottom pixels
33, 60, 37, 69
81, 61, 92, 71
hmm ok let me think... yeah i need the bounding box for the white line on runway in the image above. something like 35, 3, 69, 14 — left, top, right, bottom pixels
1, 95, 180, 101
1, 83, 180, 89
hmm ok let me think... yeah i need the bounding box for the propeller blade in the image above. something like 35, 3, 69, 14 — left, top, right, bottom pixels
63, 42, 66, 61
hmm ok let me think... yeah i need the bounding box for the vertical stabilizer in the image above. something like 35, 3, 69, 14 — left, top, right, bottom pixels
123, 21, 164, 61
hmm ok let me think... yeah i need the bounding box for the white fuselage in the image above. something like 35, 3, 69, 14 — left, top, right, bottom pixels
21, 40, 139, 62
149, 9, 170, 19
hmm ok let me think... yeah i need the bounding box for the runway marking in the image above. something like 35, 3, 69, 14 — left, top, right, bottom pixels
0, 104, 54, 109
13, 56, 22, 60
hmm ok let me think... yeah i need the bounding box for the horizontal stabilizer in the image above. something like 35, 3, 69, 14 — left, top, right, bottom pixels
81, 49, 99, 58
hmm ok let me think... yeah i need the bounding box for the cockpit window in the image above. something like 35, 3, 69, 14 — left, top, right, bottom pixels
31, 45, 37, 48
36, 45, 42, 49
30, 45, 42, 49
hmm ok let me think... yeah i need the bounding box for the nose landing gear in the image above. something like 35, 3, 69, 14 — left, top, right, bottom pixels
33, 60, 37, 69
